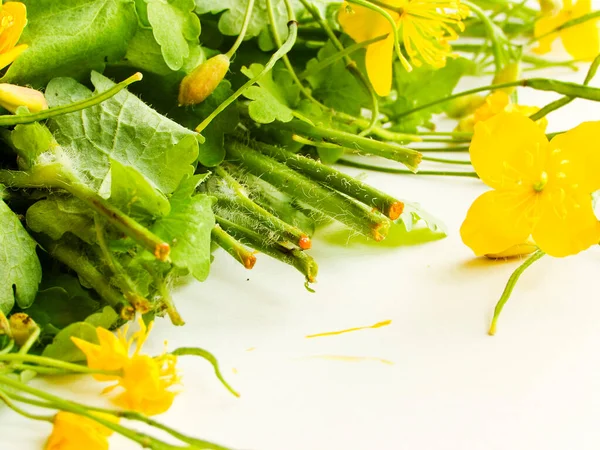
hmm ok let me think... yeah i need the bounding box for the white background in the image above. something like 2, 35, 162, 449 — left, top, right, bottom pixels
4, 27, 600, 450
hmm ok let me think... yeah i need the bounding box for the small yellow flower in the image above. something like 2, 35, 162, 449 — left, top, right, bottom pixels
338, 0, 469, 96
45, 412, 116, 450
461, 112, 600, 258
533, 0, 599, 60
73, 318, 180, 416
457, 91, 548, 132
0, 2, 28, 71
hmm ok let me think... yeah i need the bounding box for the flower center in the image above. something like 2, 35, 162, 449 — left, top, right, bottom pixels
532, 171, 548, 192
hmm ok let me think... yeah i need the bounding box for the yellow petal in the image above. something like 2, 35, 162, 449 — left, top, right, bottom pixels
560, 0, 600, 60
533, 12, 568, 54
0, 44, 26, 71
470, 112, 549, 189
461, 189, 539, 256
338, 2, 398, 96
547, 121, 600, 193
0, 2, 27, 55
532, 189, 600, 257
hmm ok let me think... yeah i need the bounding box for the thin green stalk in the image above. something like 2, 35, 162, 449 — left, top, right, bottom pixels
17, 326, 40, 355
0, 388, 54, 422
0, 340, 14, 355
252, 140, 405, 220
36, 235, 133, 319
395, 78, 600, 119
216, 215, 318, 282
227, 139, 392, 241
0, 374, 185, 450
488, 250, 545, 336
0, 73, 142, 127
212, 225, 257, 269
196, 20, 298, 133
155, 275, 184, 326
0, 353, 119, 376
7, 363, 74, 375
421, 156, 472, 165
277, 120, 422, 171
338, 158, 480, 178
225, 0, 255, 58
172, 347, 239, 398
463, 0, 505, 73
416, 145, 470, 152
529, 11, 600, 43
215, 165, 311, 248
530, 53, 600, 121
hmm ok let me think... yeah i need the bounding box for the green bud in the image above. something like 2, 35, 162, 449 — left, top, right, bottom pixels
9, 313, 38, 347
178, 54, 230, 106
492, 63, 521, 94
445, 94, 486, 119
0, 84, 48, 114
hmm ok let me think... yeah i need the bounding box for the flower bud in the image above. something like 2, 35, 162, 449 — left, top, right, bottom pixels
0, 83, 48, 114
9, 313, 38, 347
538, 0, 560, 14
485, 238, 538, 259
0, 311, 11, 337
446, 94, 486, 119
492, 63, 521, 94
178, 54, 230, 106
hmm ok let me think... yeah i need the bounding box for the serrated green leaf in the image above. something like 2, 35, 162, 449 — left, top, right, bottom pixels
110, 159, 171, 220
42, 322, 98, 362
152, 176, 215, 281
144, 0, 201, 71
241, 63, 298, 124
46, 72, 199, 194
2, 0, 138, 87
0, 199, 42, 315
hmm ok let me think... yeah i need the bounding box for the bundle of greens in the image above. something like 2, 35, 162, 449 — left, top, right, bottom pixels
0, 0, 600, 448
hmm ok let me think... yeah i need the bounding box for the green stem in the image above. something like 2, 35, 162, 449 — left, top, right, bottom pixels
227, 139, 392, 241
278, 120, 422, 171
36, 235, 133, 319
212, 225, 257, 269
530, 54, 600, 121
8, 363, 75, 375
0, 388, 54, 422
0, 73, 142, 127
196, 20, 298, 133
0, 374, 183, 450
155, 275, 184, 326
225, 0, 256, 58
338, 158, 480, 178
421, 156, 472, 165
0, 354, 119, 376
17, 326, 40, 355
463, 0, 505, 73
172, 347, 239, 398
395, 78, 600, 119
215, 165, 311, 248
488, 250, 545, 336
252, 140, 405, 220
216, 215, 318, 282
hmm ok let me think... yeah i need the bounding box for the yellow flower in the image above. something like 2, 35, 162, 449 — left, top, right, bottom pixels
0, 2, 27, 70
533, 0, 599, 60
338, 0, 469, 96
45, 412, 116, 450
461, 112, 600, 258
73, 318, 180, 416
457, 91, 548, 132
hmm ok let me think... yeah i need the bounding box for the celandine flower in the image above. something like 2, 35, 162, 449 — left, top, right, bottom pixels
338, 0, 469, 96
0, 2, 27, 70
45, 412, 116, 450
73, 318, 180, 416
457, 91, 548, 132
534, 0, 599, 60
461, 112, 600, 258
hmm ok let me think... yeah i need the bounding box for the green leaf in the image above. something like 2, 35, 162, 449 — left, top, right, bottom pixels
152, 176, 215, 281
42, 322, 98, 362
26, 196, 96, 244
110, 159, 171, 220
397, 201, 447, 235
241, 63, 299, 124
0, 198, 42, 315
46, 71, 199, 194
2, 0, 138, 87
143, 0, 201, 71
85, 305, 119, 329
11, 123, 54, 165
388, 57, 475, 132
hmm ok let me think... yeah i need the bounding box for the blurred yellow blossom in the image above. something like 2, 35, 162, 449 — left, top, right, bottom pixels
73, 318, 180, 416
0, 2, 27, 70
338, 0, 469, 96
461, 112, 600, 258
45, 412, 116, 450
533, 0, 599, 60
